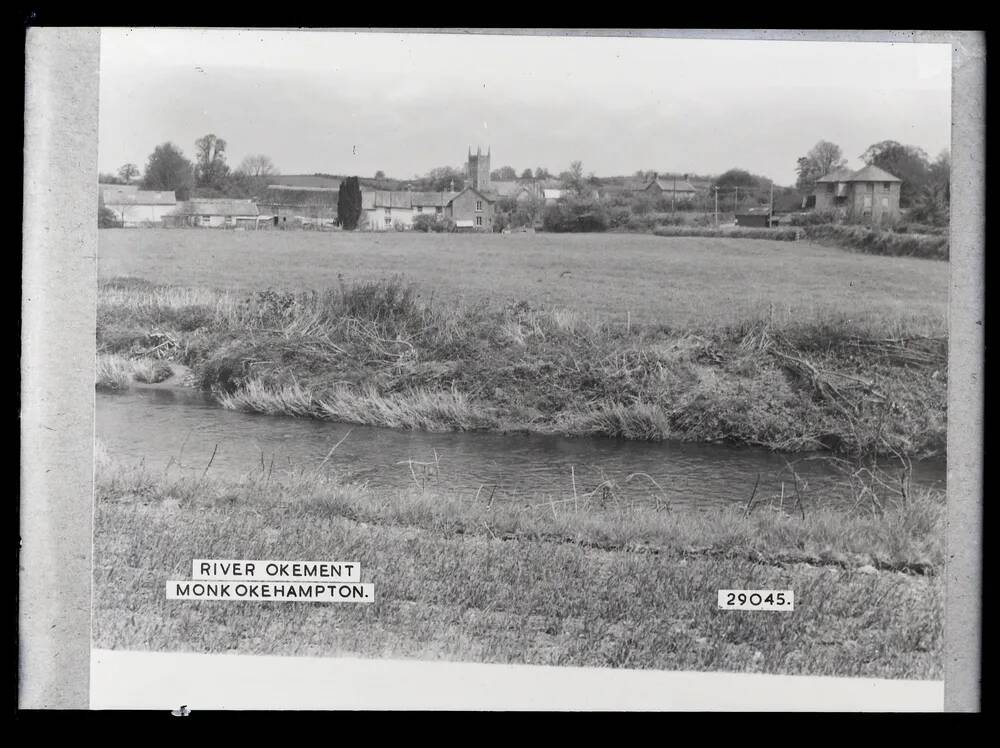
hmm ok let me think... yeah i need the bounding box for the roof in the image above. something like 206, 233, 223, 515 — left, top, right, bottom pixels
101, 186, 176, 206
410, 191, 459, 207
490, 181, 533, 198
543, 189, 564, 200
267, 175, 342, 189
815, 165, 901, 183
447, 187, 495, 204
647, 178, 697, 193
174, 199, 259, 217
265, 184, 339, 193
736, 207, 772, 216
361, 190, 419, 210
846, 164, 903, 182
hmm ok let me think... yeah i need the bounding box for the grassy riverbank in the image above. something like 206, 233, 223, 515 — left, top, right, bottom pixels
93, 451, 944, 677
97, 276, 947, 458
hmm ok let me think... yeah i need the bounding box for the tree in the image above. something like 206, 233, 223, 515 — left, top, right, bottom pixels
337, 176, 363, 230
795, 140, 847, 194
713, 168, 759, 191
490, 165, 517, 181
232, 154, 279, 197
141, 142, 195, 200
118, 163, 140, 184
520, 168, 534, 180
534, 167, 551, 180
236, 154, 279, 179
194, 133, 230, 191
859, 140, 931, 207
374, 170, 386, 179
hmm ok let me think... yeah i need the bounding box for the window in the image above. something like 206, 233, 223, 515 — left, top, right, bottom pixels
384, 217, 392, 225
863, 195, 873, 209
384, 208, 391, 216
881, 196, 889, 209
476, 200, 483, 212
199, 215, 210, 226
436, 207, 442, 214
883, 182, 891, 192
416, 206, 422, 213
476, 216, 482, 226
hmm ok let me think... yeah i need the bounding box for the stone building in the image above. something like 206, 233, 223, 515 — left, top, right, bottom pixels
812, 165, 902, 224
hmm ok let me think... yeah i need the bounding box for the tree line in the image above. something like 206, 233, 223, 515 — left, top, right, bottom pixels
100, 135, 280, 201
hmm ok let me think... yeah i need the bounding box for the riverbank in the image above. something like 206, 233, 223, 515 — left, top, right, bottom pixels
97, 277, 947, 458
93, 451, 943, 677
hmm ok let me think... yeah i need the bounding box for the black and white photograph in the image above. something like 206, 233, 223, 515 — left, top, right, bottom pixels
21, 27, 984, 711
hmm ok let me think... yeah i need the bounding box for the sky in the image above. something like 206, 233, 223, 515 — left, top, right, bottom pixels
98, 30, 953, 186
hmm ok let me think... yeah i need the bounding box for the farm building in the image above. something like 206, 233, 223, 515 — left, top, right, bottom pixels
359, 186, 495, 231
812, 165, 902, 224
165, 199, 260, 228
734, 207, 775, 228
636, 174, 698, 200
258, 185, 339, 227
99, 184, 177, 227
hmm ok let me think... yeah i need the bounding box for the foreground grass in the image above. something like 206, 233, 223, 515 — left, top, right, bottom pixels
93, 454, 943, 678
97, 276, 947, 458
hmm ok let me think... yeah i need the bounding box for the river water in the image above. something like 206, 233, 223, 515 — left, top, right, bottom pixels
96, 386, 945, 511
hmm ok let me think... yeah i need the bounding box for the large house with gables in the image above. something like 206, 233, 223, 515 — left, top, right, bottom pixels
812, 165, 902, 224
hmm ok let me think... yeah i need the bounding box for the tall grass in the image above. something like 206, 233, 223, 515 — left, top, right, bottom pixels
98, 277, 948, 458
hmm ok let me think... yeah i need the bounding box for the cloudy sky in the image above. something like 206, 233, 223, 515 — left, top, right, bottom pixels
99, 30, 952, 186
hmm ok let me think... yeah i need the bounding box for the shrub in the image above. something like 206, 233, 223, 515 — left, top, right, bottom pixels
542, 198, 610, 233
99, 206, 121, 228
783, 211, 838, 227
802, 224, 948, 260
652, 227, 799, 241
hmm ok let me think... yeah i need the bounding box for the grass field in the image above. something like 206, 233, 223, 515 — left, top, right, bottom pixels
98, 229, 948, 329
93, 451, 943, 677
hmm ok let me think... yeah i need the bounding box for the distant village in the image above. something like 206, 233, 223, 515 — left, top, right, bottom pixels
99, 140, 946, 233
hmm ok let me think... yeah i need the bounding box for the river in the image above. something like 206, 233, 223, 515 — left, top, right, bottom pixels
96, 386, 945, 511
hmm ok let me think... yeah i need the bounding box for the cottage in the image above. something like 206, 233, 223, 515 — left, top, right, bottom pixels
99, 184, 177, 227
812, 165, 902, 224
166, 199, 260, 228
446, 187, 495, 230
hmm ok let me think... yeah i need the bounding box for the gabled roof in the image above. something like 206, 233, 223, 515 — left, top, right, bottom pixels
101, 186, 176, 206
815, 165, 902, 183
490, 181, 533, 198
846, 164, 902, 182
175, 199, 258, 217
448, 187, 495, 204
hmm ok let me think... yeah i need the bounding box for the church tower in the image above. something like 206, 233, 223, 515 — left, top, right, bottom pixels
467, 146, 491, 192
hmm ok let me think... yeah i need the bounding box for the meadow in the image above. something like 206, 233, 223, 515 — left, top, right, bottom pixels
98, 229, 948, 329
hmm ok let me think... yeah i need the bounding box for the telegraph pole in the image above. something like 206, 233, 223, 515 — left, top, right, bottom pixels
734, 186, 739, 213
672, 175, 676, 213
714, 187, 719, 227
769, 182, 774, 226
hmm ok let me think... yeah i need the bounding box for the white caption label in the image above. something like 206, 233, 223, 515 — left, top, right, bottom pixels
192, 559, 360, 582
717, 590, 794, 611
167, 580, 375, 603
